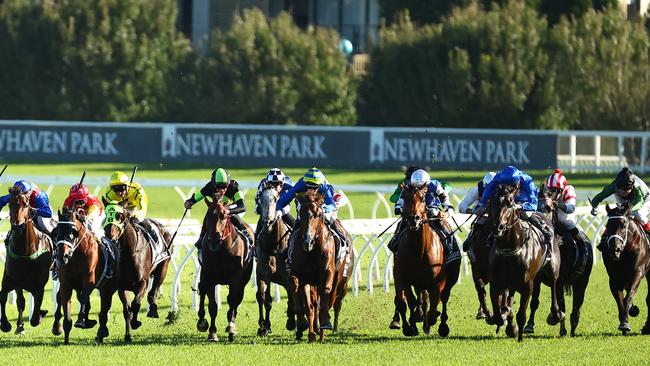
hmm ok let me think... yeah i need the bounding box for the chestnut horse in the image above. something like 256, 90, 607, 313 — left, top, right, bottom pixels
600, 202, 650, 335
255, 186, 295, 336
526, 188, 592, 337
0, 186, 51, 335
487, 185, 563, 341
393, 184, 460, 337
290, 189, 354, 342
102, 206, 173, 342
52, 208, 118, 344
196, 199, 254, 342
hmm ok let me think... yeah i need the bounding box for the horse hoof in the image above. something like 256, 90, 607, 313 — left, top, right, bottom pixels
257, 328, 268, 337
506, 325, 517, 338
1, 320, 12, 333
619, 322, 632, 333
560, 327, 567, 337
131, 320, 142, 330
197, 319, 209, 332
95, 337, 104, 344
286, 318, 296, 331
319, 320, 333, 331
296, 331, 303, 341
74, 320, 86, 329
428, 310, 440, 326
423, 324, 431, 335
476, 310, 486, 320
207, 333, 218, 342
629, 305, 640, 317
52, 324, 63, 336
228, 332, 235, 342
523, 324, 535, 334
124, 334, 132, 343
96, 327, 109, 340
389, 319, 401, 330
298, 319, 309, 332
226, 322, 237, 335
85, 319, 98, 329
40, 310, 48, 318
147, 309, 159, 319
308, 333, 316, 343
413, 308, 424, 323
30, 317, 41, 328
438, 323, 450, 338
15, 324, 25, 335
642, 325, 650, 335
546, 313, 560, 326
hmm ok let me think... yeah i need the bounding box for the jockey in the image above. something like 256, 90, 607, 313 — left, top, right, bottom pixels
544, 169, 589, 274
254, 168, 295, 228
101, 171, 158, 243
390, 165, 452, 205
276, 167, 349, 251
0, 180, 54, 236
389, 169, 461, 262
474, 165, 553, 252
63, 182, 105, 238
591, 166, 650, 236
183, 168, 253, 249
458, 172, 495, 252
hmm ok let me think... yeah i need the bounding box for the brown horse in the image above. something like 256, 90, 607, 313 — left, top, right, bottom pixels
255, 186, 295, 336
0, 187, 51, 334
102, 207, 172, 342
52, 208, 118, 344
393, 184, 460, 337
196, 198, 254, 342
526, 188, 592, 337
487, 184, 563, 341
601, 202, 650, 335
290, 189, 354, 342
464, 216, 494, 323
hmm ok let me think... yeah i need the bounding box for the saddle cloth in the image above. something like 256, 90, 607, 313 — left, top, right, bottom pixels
134, 220, 170, 268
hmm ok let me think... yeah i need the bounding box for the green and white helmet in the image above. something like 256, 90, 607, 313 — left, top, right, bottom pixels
211, 168, 230, 187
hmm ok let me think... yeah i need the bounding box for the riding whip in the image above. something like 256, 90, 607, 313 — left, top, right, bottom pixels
129, 166, 138, 185
167, 208, 188, 250
0, 165, 7, 179
79, 171, 86, 186
450, 214, 464, 234
377, 217, 401, 239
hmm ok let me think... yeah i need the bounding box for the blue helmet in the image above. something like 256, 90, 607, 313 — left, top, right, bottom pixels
499, 166, 521, 185
13, 180, 32, 194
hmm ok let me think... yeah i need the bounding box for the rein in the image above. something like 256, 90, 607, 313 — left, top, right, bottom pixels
56, 220, 91, 255
606, 215, 630, 248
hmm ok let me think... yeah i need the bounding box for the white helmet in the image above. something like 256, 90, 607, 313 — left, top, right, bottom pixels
483, 172, 496, 186
410, 169, 431, 187
266, 168, 285, 184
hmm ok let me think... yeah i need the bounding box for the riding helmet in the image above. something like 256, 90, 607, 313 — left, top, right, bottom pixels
482, 172, 496, 186
266, 168, 285, 185
109, 171, 129, 187
545, 168, 567, 190
304, 167, 325, 188
211, 168, 230, 187
13, 180, 32, 194
615, 167, 635, 190
410, 169, 431, 187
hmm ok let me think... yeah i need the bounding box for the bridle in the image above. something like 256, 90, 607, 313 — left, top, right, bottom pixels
606, 215, 630, 249
57, 218, 90, 257
9, 193, 34, 227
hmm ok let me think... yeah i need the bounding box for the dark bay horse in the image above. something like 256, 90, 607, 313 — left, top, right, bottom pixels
393, 184, 460, 337
196, 198, 254, 342
290, 189, 355, 342
487, 185, 563, 341
103, 206, 172, 342
526, 188, 592, 336
464, 216, 494, 323
255, 186, 295, 336
52, 208, 118, 344
0, 187, 51, 334
601, 203, 650, 335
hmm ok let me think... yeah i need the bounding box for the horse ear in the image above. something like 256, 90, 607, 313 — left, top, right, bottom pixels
605, 204, 612, 214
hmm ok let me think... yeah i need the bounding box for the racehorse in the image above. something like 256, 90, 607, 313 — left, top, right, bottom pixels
103, 205, 173, 342
600, 202, 650, 335
525, 187, 592, 337
52, 208, 117, 344
255, 186, 295, 336
487, 184, 564, 341
464, 216, 494, 323
290, 189, 354, 342
392, 184, 460, 337
196, 198, 254, 342
0, 186, 51, 335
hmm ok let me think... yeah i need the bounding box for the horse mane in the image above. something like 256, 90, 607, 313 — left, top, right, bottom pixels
8, 186, 22, 196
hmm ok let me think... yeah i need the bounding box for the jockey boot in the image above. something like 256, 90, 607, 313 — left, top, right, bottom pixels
231, 215, 253, 247
434, 221, 461, 263
524, 213, 553, 260
138, 219, 159, 244
282, 213, 296, 229
387, 220, 405, 253
569, 227, 588, 277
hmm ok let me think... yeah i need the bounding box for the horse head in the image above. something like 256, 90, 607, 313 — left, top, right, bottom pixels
401, 184, 428, 229
202, 193, 233, 249
259, 184, 281, 234
490, 184, 519, 238
8, 186, 30, 228
56, 207, 83, 266
537, 186, 558, 226
103, 203, 127, 242
604, 202, 634, 261
297, 189, 324, 252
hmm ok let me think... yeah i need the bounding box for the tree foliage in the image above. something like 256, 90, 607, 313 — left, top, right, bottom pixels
195, 9, 356, 125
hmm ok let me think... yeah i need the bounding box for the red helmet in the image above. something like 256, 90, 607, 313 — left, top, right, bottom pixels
69, 183, 89, 204
545, 168, 567, 190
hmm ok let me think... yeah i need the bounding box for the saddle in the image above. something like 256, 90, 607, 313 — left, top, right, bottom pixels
234, 227, 254, 264
133, 219, 170, 268
95, 237, 119, 289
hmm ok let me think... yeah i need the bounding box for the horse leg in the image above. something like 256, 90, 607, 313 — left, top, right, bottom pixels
333, 272, 349, 332
196, 279, 209, 332
472, 265, 491, 320
305, 285, 316, 343
14, 289, 25, 335
285, 283, 296, 331
0, 277, 14, 333
439, 282, 452, 338
488, 283, 504, 328
642, 274, 650, 335
570, 276, 589, 337
547, 276, 565, 326
207, 284, 218, 342
147, 262, 169, 319
609, 279, 629, 334
292, 276, 307, 340
421, 289, 430, 335
318, 266, 335, 331
129, 279, 149, 330
226, 283, 245, 342
255, 278, 265, 335
52, 290, 63, 336
263, 284, 273, 334
556, 278, 567, 337
524, 280, 541, 334
95, 287, 114, 344
30, 287, 48, 328
623, 272, 645, 321
118, 290, 133, 343
60, 284, 74, 345
516, 285, 532, 342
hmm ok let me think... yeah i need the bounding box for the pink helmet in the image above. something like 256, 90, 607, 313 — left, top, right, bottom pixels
545, 169, 567, 190
69, 183, 89, 203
